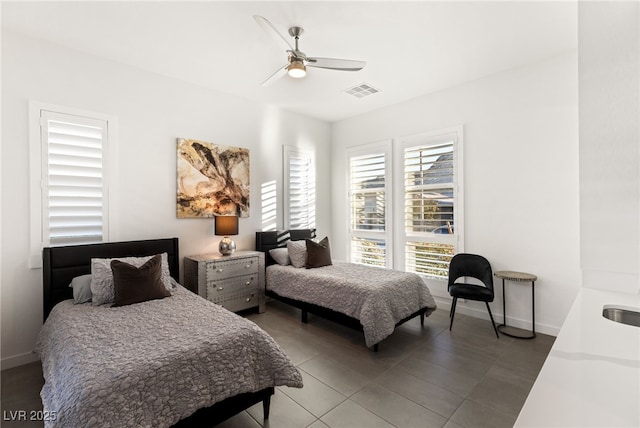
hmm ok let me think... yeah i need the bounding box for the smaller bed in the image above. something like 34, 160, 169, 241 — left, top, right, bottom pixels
38, 238, 302, 427
256, 230, 437, 351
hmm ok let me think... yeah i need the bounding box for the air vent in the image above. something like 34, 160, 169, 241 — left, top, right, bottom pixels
344, 83, 380, 99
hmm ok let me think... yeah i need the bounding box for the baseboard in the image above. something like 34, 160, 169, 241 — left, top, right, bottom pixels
1, 352, 40, 371
432, 296, 560, 337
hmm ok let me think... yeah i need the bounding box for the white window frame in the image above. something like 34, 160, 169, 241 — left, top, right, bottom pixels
283, 146, 315, 230
393, 126, 464, 280
29, 102, 117, 268
347, 141, 393, 268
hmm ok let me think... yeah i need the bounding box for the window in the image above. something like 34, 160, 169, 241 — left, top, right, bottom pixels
30, 103, 114, 266
346, 127, 463, 280
397, 128, 463, 280
284, 146, 315, 229
348, 142, 391, 268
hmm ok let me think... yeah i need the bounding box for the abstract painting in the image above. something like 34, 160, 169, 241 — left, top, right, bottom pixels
177, 138, 250, 218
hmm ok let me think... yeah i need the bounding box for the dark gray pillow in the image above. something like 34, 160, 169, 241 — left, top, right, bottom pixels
111, 255, 170, 307
69, 274, 92, 304
306, 237, 332, 268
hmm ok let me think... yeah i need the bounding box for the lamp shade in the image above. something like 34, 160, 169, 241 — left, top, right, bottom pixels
287, 60, 306, 78
215, 215, 239, 236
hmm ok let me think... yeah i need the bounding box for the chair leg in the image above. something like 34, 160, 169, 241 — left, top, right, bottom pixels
449, 297, 458, 331
485, 302, 499, 338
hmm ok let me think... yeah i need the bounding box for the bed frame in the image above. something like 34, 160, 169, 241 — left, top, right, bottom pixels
42, 238, 273, 427
255, 229, 428, 352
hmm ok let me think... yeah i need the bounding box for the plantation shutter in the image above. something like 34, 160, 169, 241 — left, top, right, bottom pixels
403, 139, 456, 279
349, 152, 387, 267
286, 149, 315, 229
41, 110, 108, 246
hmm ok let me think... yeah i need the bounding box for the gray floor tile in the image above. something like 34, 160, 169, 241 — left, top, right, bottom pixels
351, 383, 447, 428
279, 370, 347, 418
268, 332, 323, 366
298, 355, 372, 396
431, 328, 512, 359
307, 419, 330, 428
374, 367, 464, 419
1, 362, 44, 428
467, 366, 533, 417
493, 341, 552, 381
320, 400, 394, 428
450, 399, 517, 428
410, 342, 494, 376
247, 389, 316, 428
216, 410, 262, 428
396, 355, 484, 397
442, 420, 465, 428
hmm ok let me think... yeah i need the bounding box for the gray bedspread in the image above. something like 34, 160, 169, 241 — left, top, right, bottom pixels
266, 262, 437, 347
35, 285, 302, 428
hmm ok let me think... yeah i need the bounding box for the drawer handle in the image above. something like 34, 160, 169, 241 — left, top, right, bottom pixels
217, 286, 224, 291
245, 294, 254, 302
245, 279, 253, 286
245, 264, 251, 269
217, 268, 223, 273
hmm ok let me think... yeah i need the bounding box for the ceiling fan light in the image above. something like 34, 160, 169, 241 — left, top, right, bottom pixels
287, 60, 306, 78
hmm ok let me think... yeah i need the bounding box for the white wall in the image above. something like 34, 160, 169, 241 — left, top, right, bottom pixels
578, 1, 639, 294
1, 31, 331, 368
331, 52, 580, 335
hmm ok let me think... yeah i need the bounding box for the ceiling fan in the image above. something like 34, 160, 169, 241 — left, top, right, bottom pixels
253, 15, 366, 86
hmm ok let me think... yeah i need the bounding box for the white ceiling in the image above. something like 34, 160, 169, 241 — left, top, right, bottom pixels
2, 1, 577, 123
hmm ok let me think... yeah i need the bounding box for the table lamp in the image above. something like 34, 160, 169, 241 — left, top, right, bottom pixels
215, 215, 239, 256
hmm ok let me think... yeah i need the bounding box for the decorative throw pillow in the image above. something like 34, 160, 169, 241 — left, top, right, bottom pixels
111, 255, 170, 307
287, 240, 307, 268
69, 274, 92, 304
306, 236, 332, 268
269, 247, 291, 266
90, 253, 172, 305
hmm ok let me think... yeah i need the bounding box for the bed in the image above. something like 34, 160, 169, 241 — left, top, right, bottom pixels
255, 229, 437, 351
37, 238, 302, 427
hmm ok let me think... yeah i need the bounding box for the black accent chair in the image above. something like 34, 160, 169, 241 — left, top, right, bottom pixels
448, 253, 499, 338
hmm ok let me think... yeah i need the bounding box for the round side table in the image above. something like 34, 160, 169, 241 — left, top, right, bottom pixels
494, 270, 537, 339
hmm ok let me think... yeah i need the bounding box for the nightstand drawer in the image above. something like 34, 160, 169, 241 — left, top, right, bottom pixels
214, 292, 259, 313
206, 257, 259, 280
207, 274, 258, 296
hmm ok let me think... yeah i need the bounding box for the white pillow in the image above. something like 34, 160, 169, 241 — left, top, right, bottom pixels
69, 274, 92, 304
287, 240, 307, 268
269, 248, 291, 266
90, 253, 172, 305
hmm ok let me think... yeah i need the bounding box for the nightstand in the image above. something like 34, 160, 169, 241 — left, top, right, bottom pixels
183, 251, 265, 313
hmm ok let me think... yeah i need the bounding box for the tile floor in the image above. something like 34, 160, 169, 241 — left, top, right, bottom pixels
1, 300, 554, 428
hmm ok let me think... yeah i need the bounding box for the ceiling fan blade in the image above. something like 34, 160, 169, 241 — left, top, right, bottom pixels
306, 57, 366, 71
253, 15, 294, 53
261, 64, 289, 86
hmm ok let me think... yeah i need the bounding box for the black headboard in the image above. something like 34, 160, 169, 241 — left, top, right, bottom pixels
255, 229, 316, 265
42, 238, 179, 321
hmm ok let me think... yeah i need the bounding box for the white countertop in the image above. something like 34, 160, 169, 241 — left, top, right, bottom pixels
515, 288, 640, 427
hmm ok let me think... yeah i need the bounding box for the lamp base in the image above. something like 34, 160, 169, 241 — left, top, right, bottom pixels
219, 237, 236, 256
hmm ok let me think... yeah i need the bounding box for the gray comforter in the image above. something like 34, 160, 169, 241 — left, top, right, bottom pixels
35, 285, 302, 428
267, 262, 437, 347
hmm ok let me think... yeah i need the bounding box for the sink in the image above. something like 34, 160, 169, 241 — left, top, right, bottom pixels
603, 305, 640, 327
